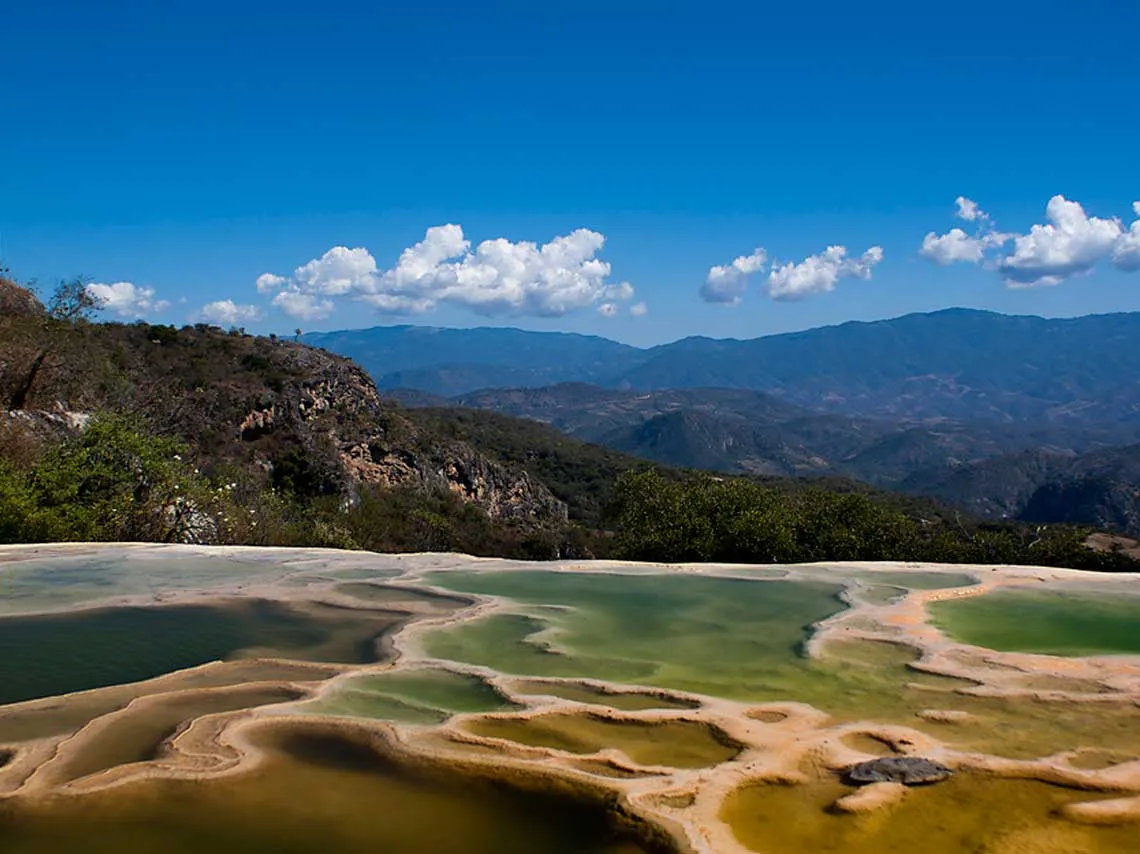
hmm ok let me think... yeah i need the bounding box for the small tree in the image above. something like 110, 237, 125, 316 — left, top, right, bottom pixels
46, 276, 101, 322
6, 276, 102, 410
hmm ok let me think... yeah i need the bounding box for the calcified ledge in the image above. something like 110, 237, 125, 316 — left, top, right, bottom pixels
1, 544, 1140, 854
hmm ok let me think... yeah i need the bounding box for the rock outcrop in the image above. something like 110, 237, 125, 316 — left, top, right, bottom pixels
844, 757, 953, 786
0, 302, 569, 531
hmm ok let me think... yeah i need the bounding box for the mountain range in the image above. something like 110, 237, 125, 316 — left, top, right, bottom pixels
2, 273, 1135, 564
305, 308, 1140, 424
308, 309, 1140, 535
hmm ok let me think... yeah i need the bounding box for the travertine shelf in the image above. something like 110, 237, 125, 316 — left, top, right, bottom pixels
1, 543, 1138, 854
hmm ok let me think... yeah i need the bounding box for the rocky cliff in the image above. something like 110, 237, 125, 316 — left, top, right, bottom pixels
0, 294, 566, 529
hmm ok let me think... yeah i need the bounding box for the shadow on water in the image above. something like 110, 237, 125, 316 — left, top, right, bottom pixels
41, 686, 307, 785
0, 722, 675, 854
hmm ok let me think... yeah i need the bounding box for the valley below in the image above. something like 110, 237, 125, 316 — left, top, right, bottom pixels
1, 544, 1138, 853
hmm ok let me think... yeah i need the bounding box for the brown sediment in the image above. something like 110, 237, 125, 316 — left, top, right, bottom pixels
832, 780, 909, 813
746, 709, 789, 724
463, 712, 743, 770
26, 684, 308, 788
1066, 749, 1136, 771
229, 716, 687, 853
1061, 793, 1140, 824
841, 733, 898, 756
3, 546, 1140, 854
720, 772, 1140, 853
0, 659, 339, 744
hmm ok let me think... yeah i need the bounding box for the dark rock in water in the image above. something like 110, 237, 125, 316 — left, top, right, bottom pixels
844, 757, 953, 786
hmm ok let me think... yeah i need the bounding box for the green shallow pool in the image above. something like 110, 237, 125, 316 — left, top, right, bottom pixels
0, 555, 288, 616
0, 728, 666, 854
419, 570, 1140, 758
299, 668, 519, 724
422, 571, 848, 701
929, 589, 1140, 656
0, 600, 403, 705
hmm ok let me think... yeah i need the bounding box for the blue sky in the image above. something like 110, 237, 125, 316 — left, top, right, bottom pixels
3, 0, 1138, 346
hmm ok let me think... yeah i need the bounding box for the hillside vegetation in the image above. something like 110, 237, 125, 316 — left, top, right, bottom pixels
1, 278, 1135, 570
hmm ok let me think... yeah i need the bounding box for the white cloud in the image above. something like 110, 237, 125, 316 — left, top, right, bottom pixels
955, 196, 986, 222
85, 281, 169, 317
920, 228, 986, 265
597, 302, 618, 317
272, 291, 334, 321
921, 196, 1011, 266
355, 292, 435, 313
920, 194, 1140, 286
198, 299, 262, 326
1114, 205, 1140, 272
765, 246, 883, 301
258, 225, 634, 319
700, 248, 767, 304
629, 301, 648, 317
292, 246, 378, 296
998, 195, 1123, 287
256, 273, 288, 294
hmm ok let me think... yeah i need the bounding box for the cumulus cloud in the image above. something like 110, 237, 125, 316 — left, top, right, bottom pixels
955, 196, 985, 222
998, 196, 1123, 287
292, 246, 378, 296
920, 197, 1010, 266
272, 291, 334, 321
85, 281, 169, 317
256, 273, 288, 294
1113, 205, 1140, 272
700, 248, 768, 304
198, 299, 262, 326
629, 301, 648, 317
258, 225, 634, 320
920, 228, 986, 265
765, 246, 884, 301
921, 195, 1140, 287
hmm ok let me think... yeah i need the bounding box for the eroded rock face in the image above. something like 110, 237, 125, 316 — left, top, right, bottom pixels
0, 278, 45, 317
844, 757, 953, 786
0, 306, 568, 533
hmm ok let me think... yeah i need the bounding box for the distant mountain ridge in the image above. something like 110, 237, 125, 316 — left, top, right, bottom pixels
389, 382, 1140, 536
307, 308, 1140, 424
905, 443, 1140, 534
312, 309, 1140, 535
390, 382, 1140, 488
303, 325, 645, 397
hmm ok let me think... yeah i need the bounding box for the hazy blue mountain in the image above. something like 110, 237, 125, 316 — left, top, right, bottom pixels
621, 308, 1140, 422
303, 325, 644, 395
452, 384, 811, 439
313, 309, 1140, 423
